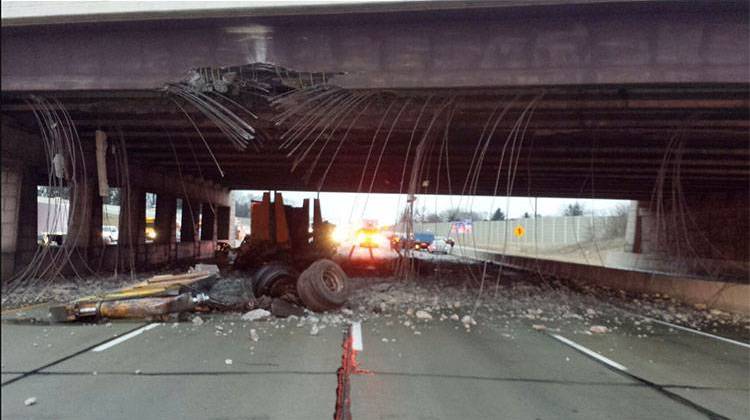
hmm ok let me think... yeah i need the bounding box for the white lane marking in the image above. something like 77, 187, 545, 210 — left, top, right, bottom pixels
351, 322, 363, 352
91, 323, 161, 352
551, 334, 627, 371
644, 317, 750, 349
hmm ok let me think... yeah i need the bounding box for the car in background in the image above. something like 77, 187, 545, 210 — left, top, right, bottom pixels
428, 236, 455, 254
102, 225, 119, 244
39, 232, 66, 246
413, 232, 435, 251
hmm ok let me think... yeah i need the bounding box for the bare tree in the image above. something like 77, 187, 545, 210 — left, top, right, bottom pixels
563, 202, 585, 216
490, 208, 506, 221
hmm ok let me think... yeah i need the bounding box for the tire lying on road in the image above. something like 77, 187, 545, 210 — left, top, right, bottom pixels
296, 259, 350, 312
251, 263, 299, 298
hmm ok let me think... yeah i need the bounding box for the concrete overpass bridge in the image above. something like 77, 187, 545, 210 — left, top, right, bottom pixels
1, 0, 748, 279
1, 4, 749, 419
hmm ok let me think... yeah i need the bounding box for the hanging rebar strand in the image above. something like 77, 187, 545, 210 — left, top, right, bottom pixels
35, 98, 69, 282
468, 95, 521, 200
18, 97, 89, 302
169, 86, 248, 149
270, 84, 325, 108
398, 95, 434, 197
166, 84, 257, 150
406, 97, 455, 198
272, 85, 342, 125
288, 93, 366, 171
462, 95, 532, 290
5, 99, 59, 292
650, 131, 679, 254
486, 95, 543, 296
346, 97, 397, 224
273, 86, 341, 124
169, 98, 225, 178
57, 99, 99, 278
109, 143, 124, 277
206, 91, 263, 150
114, 128, 136, 280
168, 135, 199, 257
359, 98, 414, 219
278, 91, 351, 150
277, 90, 332, 141
31, 98, 82, 284
431, 104, 454, 236
393, 95, 433, 279
442, 99, 506, 257
459, 99, 505, 199
355, 98, 398, 194
400, 97, 455, 279
302, 92, 376, 180
504, 95, 544, 202
305, 93, 378, 181
450, 96, 517, 264
316, 95, 379, 189
280, 91, 354, 151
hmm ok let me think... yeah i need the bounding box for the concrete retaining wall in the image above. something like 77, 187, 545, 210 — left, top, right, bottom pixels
413, 215, 621, 248
470, 250, 750, 315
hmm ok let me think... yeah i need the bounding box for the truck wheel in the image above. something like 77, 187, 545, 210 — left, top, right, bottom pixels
252, 263, 298, 298
297, 259, 350, 312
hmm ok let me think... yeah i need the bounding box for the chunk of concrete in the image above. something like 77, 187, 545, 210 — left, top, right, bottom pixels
241, 309, 271, 321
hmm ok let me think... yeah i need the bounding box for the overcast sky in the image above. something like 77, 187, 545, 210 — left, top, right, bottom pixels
236, 190, 629, 226
1, 0, 407, 19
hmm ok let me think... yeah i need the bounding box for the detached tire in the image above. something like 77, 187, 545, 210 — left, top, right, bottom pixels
253, 263, 299, 298
297, 259, 350, 312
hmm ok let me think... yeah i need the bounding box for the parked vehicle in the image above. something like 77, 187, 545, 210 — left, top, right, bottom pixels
414, 232, 435, 251
39, 232, 66, 246
102, 225, 119, 244
428, 237, 454, 254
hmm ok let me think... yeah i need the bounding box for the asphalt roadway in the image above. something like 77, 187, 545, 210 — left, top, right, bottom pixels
1, 297, 748, 420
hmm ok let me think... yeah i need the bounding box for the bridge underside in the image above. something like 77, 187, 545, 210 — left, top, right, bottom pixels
2, 0, 748, 199
1, 0, 748, 281
2, 83, 748, 200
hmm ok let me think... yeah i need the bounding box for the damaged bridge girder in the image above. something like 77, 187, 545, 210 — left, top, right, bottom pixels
1, 1, 748, 91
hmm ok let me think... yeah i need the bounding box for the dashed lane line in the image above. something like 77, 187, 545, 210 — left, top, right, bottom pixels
91, 323, 161, 352
550, 334, 628, 371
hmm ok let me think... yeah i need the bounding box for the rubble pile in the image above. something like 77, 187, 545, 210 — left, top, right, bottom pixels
329, 272, 750, 338
1, 274, 140, 309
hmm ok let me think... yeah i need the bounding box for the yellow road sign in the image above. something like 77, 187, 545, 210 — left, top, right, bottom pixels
514, 225, 525, 238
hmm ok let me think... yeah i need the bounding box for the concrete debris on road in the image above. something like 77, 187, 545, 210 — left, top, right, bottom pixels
24, 397, 37, 406
249, 329, 259, 342
192, 316, 205, 326
461, 315, 477, 328
190, 264, 220, 275
415, 310, 433, 320
241, 309, 271, 321
532, 324, 547, 331
225, 359, 233, 365
589, 325, 609, 334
